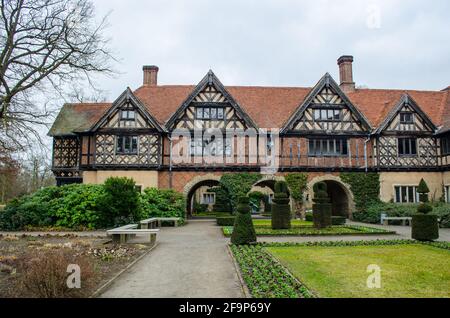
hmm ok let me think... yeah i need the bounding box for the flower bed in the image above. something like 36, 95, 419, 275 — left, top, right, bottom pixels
230, 245, 313, 298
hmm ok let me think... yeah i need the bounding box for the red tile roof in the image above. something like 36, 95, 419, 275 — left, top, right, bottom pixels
49, 83, 450, 135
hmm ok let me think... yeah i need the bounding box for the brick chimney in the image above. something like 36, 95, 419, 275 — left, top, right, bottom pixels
337, 55, 355, 93
143, 65, 159, 86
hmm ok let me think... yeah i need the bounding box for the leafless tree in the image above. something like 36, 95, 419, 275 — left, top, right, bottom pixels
0, 0, 115, 151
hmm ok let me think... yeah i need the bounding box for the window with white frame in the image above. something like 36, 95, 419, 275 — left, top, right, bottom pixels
394, 186, 420, 203
120, 109, 135, 121
190, 136, 232, 157
445, 186, 450, 203
202, 193, 215, 205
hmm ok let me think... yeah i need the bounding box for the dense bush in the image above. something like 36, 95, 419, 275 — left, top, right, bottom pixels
216, 216, 236, 226
211, 186, 232, 213
231, 196, 256, 245
220, 173, 261, 211
353, 201, 450, 228
99, 177, 141, 227
192, 197, 208, 214
412, 179, 438, 241
140, 188, 185, 221
0, 180, 188, 230
412, 214, 439, 241
271, 181, 291, 230
0, 184, 105, 230
331, 216, 346, 226
54, 184, 106, 229
305, 212, 313, 222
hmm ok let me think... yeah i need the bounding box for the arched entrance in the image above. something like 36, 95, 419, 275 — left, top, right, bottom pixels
183, 175, 221, 217
307, 176, 354, 219
250, 176, 290, 214
323, 180, 350, 217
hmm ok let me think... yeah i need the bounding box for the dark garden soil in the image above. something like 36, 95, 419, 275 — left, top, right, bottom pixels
0, 234, 151, 298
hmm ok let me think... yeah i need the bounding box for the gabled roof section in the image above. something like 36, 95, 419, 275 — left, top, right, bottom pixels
165, 70, 258, 130
90, 88, 165, 132
375, 94, 437, 134
281, 73, 372, 133
48, 103, 110, 136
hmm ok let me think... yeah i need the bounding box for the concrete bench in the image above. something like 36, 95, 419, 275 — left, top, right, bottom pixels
156, 217, 181, 227
140, 218, 159, 229
380, 214, 412, 226
107, 224, 159, 244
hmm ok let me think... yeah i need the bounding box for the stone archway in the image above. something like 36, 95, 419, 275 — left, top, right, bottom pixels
306, 175, 355, 219
183, 174, 222, 216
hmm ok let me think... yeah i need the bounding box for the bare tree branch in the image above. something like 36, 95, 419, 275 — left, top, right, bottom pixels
0, 0, 115, 150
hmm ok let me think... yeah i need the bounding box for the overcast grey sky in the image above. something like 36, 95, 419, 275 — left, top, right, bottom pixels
93, 0, 449, 99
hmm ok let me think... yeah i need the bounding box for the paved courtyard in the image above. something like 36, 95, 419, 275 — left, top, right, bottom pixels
100, 220, 245, 298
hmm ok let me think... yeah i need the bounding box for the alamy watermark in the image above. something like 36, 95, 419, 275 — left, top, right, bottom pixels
170, 128, 280, 174
67, 264, 81, 289
366, 264, 381, 289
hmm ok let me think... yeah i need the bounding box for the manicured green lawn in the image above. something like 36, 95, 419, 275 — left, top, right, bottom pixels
223, 225, 394, 237
266, 244, 450, 298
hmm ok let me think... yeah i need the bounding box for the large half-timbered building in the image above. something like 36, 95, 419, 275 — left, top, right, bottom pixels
49, 56, 450, 217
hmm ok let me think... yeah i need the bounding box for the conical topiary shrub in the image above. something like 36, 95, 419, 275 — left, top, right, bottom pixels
412, 179, 439, 241
271, 181, 291, 230
312, 182, 332, 229
231, 196, 257, 245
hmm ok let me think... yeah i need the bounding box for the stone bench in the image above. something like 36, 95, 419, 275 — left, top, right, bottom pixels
107, 224, 159, 244
140, 218, 159, 229
140, 217, 181, 228
156, 217, 181, 227
380, 214, 412, 226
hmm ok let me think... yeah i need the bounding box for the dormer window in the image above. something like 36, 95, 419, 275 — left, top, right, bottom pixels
195, 107, 224, 120
120, 109, 135, 121
400, 113, 414, 124
313, 108, 341, 121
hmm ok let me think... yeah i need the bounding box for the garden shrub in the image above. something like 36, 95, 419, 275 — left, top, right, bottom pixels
16, 249, 96, 298
192, 197, 208, 214
353, 201, 450, 228
412, 179, 439, 241
140, 188, 185, 221
271, 181, 291, 230
0, 184, 105, 230
220, 173, 261, 212
98, 177, 141, 227
305, 212, 313, 222
331, 216, 346, 226
231, 196, 257, 245
211, 186, 232, 213
54, 184, 106, 229
312, 182, 332, 229
216, 216, 236, 226
249, 191, 265, 212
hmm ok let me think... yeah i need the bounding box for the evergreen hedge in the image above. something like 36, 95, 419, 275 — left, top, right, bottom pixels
312, 182, 332, 229
412, 179, 439, 241
230, 196, 257, 245
271, 181, 291, 229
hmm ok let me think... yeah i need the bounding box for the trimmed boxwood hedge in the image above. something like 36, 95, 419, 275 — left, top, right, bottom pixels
331, 216, 346, 225
216, 216, 235, 226
412, 214, 439, 241
231, 197, 257, 245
